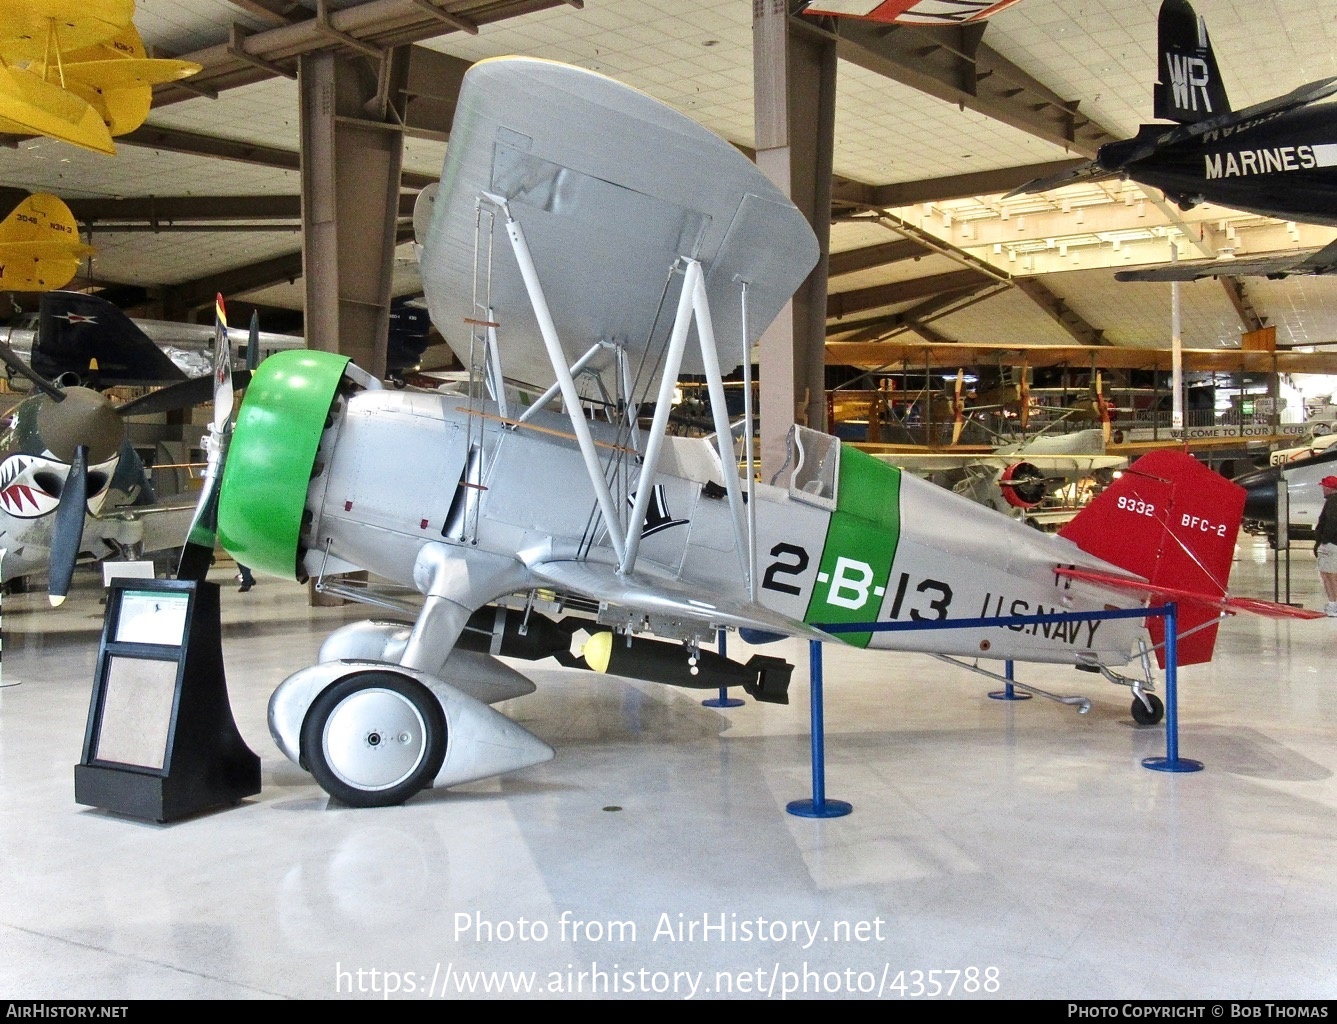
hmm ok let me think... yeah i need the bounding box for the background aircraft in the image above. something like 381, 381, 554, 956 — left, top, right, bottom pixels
0, 193, 93, 292
0, 0, 200, 155
867, 427, 1126, 522
1235, 447, 1337, 541
177, 57, 1318, 810
0, 334, 203, 601
2, 290, 303, 386
1012, 0, 1337, 281
800, 0, 1023, 25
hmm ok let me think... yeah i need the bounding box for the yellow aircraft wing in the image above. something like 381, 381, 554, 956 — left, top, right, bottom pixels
0, 0, 134, 62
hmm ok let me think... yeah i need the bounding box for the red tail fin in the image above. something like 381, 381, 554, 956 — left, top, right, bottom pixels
1059, 450, 1244, 666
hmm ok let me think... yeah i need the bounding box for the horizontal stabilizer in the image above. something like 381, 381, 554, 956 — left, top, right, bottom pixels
1003, 160, 1118, 199
1117, 240, 1337, 282
1054, 566, 1325, 620
0, 63, 114, 154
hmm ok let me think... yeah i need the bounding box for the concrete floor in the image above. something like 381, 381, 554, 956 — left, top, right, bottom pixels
1, 536, 1334, 1000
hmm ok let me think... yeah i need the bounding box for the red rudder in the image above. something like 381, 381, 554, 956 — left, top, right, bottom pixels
1059, 450, 1245, 666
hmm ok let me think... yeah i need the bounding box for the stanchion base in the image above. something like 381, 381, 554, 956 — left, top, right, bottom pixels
988, 689, 1031, 701
786, 798, 853, 819
701, 697, 745, 708
1141, 756, 1204, 773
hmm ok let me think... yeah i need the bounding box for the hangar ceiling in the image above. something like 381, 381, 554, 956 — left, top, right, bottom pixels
3, 0, 1337, 360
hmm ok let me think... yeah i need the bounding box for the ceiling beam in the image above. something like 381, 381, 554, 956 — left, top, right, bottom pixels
154, 0, 578, 105
1012, 276, 1109, 346
827, 285, 991, 339
225, 1, 312, 27
828, 268, 988, 319
828, 239, 929, 276
67, 193, 419, 226
800, 15, 1117, 157
832, 159, 1089, 210
117, 125, 437, 189
161, 225, 417, 314
1220, 276, 1267, 334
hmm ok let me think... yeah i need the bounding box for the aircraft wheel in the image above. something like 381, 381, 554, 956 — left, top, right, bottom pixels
1131, 693, 1164, 726
301, 671, 447, 807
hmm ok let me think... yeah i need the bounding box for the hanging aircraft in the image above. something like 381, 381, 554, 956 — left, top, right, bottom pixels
1011, 0, 1337, 281
0, 0, 200, 155
0, 193, 94, 292
799, 0, 1023, 25
177, 57, 1320, 809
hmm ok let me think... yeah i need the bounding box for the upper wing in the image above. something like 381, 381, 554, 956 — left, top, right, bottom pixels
529, 559, 828, 641
418, 57, 819, 403
1116, 240, 1337, 282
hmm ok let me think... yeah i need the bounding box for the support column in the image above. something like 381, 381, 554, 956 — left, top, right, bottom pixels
789, 24, 837, 438
299, 48, 407, 380
754, 3, 836, 479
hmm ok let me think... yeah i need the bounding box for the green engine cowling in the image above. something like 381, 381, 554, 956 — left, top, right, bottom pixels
217, 349, 350, 579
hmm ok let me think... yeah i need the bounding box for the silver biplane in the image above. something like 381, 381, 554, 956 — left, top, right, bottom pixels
182, 58, 1315, 808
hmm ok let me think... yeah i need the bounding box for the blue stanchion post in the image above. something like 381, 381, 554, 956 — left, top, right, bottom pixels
784, 605, 1202, 815
1143, 602, 1202, 773
701, 628, 744, 708
988, 658, 1030, 702
786, 639, 852, 818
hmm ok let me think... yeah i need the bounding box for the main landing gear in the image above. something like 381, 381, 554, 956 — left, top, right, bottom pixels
300, 671, 447, 807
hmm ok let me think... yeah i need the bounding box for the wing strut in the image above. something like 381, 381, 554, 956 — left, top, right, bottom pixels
488, 195, 751, 584
621, 258, 750, 583
489, 194, 627, 564
516, 340, 615, 425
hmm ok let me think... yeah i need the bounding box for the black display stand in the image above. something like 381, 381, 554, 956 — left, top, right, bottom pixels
75, 578, 261, 823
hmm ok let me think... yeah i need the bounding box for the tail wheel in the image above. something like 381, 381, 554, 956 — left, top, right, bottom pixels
301, 671, 447, 807
1131, 693, 1164, 726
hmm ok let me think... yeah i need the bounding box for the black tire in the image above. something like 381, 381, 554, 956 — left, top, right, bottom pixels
301, 671, 447, 807
1131, 693, 1164, 726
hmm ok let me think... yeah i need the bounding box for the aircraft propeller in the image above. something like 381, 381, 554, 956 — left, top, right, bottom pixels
1096, 371, 1112, 444
175, 296, 240, 582
950, 369, 966, 445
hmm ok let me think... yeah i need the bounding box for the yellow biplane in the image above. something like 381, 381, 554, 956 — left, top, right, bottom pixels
0, 0, 199, 155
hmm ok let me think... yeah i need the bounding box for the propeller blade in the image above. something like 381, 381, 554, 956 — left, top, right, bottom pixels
176, 474, 222, 582
1019, 360, 1030, 431
1097, 371, 1112, 443
114, 370, 252, 419
48, 444, 88, 607
176, 295, 236, 582
246, 310, 260, 372
0, 338, 64, 401
951, 369, 965, 445
211, 295, 234, 434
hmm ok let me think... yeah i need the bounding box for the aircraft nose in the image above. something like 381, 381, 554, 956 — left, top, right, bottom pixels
1232, 465, 1278, 522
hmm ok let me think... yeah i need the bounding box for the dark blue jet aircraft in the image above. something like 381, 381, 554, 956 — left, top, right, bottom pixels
1011, 0, 1337, 281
